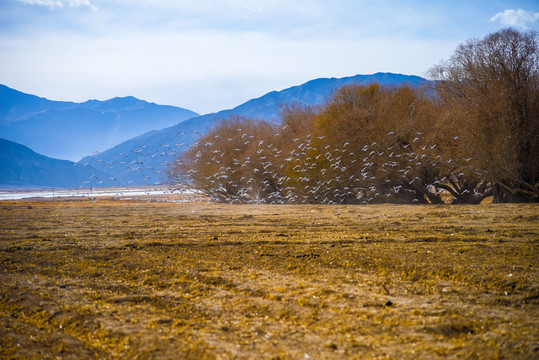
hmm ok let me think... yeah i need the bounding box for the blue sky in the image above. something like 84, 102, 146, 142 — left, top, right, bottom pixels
1, 1, 538, 114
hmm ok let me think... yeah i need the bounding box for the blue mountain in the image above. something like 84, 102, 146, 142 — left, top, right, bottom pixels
0, 138, 112, 188
0, 85, 199, 161
232, 72, 427, 120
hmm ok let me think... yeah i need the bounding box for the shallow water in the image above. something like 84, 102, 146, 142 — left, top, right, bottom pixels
0, 187, 191, 200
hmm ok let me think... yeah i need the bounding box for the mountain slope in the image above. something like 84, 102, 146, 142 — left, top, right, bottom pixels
0, 84, 77, 126
0, 85, 199, 161
232, 72, 427, 120
82, 73, 428, 186
0, 138, 112, 188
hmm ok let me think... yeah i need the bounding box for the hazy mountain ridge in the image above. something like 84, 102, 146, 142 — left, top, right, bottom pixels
0, 84, 77, 126
1, 73, 428, 188
0, 138, 112, 188
0, 86, 199, 161
230, 72, 427, 121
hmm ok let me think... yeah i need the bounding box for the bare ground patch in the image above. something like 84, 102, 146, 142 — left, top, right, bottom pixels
0, 201, 537, 359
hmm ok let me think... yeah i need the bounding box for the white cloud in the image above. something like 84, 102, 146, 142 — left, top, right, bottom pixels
17, 0, 98, 11
490, 9, 539, 29
103, 0, 328, 36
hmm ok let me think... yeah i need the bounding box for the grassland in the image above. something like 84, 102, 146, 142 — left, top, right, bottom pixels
0, 200, 537, 359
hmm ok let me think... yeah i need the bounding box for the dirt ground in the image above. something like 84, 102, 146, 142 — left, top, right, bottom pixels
0, 200, 537, 359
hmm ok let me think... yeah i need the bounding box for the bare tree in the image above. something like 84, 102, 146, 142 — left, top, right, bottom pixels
429, 28, 539, 202
167, 116, 283, 203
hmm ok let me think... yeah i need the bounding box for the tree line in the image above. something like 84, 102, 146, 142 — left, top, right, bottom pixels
167, 28, 538, 204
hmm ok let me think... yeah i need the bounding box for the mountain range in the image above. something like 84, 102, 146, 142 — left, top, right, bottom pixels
0, 84, 199, 161
0, 73, 428, 188
0, 138, 111, 188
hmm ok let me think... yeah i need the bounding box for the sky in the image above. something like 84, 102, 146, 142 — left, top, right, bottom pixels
1, 1, 538, 115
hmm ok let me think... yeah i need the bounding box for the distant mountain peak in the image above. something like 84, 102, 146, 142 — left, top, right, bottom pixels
0, 85, 199, 161
106, 95, 143, 105
0, 138, 111, 188
230, 72, 427, 121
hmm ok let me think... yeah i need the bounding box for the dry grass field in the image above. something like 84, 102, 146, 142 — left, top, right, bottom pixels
0, 200, 537, 359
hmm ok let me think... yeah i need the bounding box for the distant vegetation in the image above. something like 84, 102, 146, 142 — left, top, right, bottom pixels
168, 28, 539, 204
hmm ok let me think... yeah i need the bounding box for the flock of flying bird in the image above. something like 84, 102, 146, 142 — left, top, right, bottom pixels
156, 126, 467, 204
74, 123, 470, 204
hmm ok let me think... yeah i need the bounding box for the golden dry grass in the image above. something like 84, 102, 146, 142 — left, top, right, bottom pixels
0, 200, 537, 359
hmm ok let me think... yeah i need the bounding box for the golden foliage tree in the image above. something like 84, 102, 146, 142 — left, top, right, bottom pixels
167, 116, 283, 202
295, 83, 445, 204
